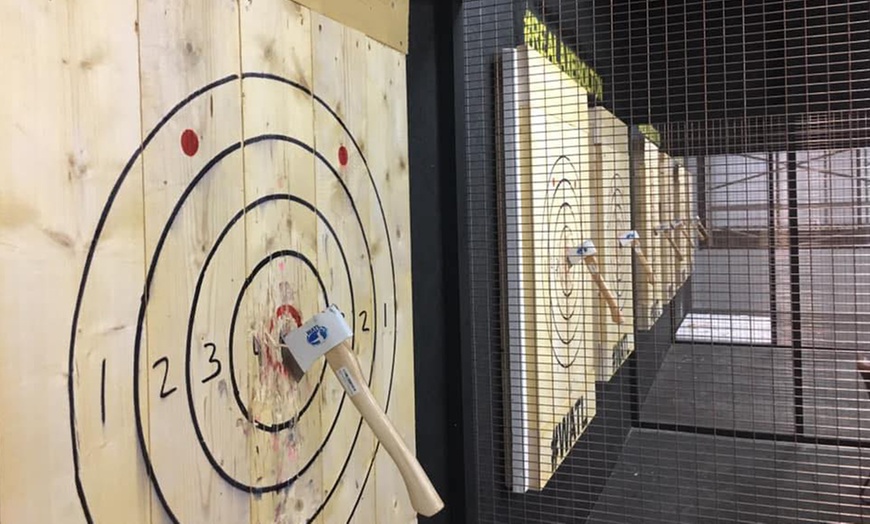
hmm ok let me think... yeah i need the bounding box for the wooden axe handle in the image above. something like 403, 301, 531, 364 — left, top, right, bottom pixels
666, 235, 685, 261
584, 257, 624, 325
679, 226, 693, 243
633, 243, 656, 284
325, 341, 444, 517
696, 221, 709, 242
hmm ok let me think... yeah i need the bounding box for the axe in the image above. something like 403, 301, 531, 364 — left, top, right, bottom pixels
656, 223, 685, 261
618, 230, 655, 284
693, 215, 710, 242
673, 219, 693, 243
567, 240, 624, 325
281, 305, 444, 517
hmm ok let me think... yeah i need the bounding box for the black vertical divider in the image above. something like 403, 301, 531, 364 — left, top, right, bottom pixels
407, 1, 467, 522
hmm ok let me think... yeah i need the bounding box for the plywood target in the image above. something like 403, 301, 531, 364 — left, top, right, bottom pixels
591, 107, 634, 382
545, 155, 587, 366
69, 72, 402, 523
1, 2, 415, 523
658, 151, 676, 303
498, 46, 596, 493
632, 130, 663, 330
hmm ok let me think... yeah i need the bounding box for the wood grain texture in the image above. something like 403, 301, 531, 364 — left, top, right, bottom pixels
312, 13, 377, 524
239, 2, 319, 522
366, 35, 419, 524
499, 46, 596, 491
497, 47, 535, 493
684, 162, 697, 277
0, 0, 146, 522
296, 0, 409, 53
658, 151, 682, 306
137, 0, 246, 521
590, 108, 634, 382
1, 2, 418, 522
633, 131, 663, 330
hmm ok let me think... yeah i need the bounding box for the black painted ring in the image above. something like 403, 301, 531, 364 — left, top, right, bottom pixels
224, 248, 331, 433
69, 73, 399, 524
545, 155, 584, 367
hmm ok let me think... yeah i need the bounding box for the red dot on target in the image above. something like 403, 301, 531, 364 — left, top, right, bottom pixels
338, 145, 349, 166
181, 129, 199, 157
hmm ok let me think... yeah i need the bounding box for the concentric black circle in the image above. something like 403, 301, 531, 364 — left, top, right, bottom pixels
226, 248, 331, 433
69, 73, 399, 524
545, 155, 584, 368
608, 173, 630, 313
140, 135, 375, 497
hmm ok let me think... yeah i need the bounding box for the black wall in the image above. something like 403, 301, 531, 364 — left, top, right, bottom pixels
407, 1, 467, 523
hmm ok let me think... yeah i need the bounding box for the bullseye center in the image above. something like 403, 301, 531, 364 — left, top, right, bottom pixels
229, 251, 328, 432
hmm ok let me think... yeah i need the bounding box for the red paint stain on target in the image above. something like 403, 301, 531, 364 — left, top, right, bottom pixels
181, 129, 199, 157
338, 145, 348, 167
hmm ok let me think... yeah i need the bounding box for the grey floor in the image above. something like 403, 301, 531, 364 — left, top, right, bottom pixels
590, 343, 870, 523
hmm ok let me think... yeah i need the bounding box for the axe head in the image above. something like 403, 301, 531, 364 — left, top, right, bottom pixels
566, 240, 597, 265
672, 219, 685, 229
618, 230, 640, 247
280, 304, 353, 381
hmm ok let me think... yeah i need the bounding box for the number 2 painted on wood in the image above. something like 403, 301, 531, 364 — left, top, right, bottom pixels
152, 357, 177, 399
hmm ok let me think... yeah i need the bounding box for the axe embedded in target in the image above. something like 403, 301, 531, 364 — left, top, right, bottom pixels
618, 230, 656, 284
694, 215, 711, 242
656, 222, 685, 261
567, 241, 624, 325
281, 306, 444, 517
674, 219, 694, 243
281, 305, 445, 518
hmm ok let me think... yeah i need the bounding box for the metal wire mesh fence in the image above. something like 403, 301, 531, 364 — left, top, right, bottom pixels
457, 1, 870, 522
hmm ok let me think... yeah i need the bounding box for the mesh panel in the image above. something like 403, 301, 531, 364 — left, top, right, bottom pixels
458, 1, 870, 522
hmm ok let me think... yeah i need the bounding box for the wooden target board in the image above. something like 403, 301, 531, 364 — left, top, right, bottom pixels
632, 130, 663, 330
658, 151, 677, 302
673, 159, 692, 286
497, 46, 596, 493
682, 165, 700, 277
590, 108, 634, 381
0, 2, 417, 523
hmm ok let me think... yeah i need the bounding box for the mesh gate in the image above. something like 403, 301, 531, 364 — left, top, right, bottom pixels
457, 1, 870, 522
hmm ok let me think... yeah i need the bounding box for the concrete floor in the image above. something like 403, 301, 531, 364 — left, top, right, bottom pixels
590, 342, 870, 523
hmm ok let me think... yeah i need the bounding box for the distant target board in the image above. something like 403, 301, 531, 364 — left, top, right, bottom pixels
632, 129, 663, 330
673, 159, 694, 286
658, 151, 678, 303
590, 107, 634, 381
497, 45, 597, 493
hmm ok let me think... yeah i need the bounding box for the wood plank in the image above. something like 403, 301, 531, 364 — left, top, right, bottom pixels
590, 108, 634, 381
311, 13, 378, 524
0, 0, 147, 522
137, 0, 246, 521
674, 160, 691, 285
366, 36, 418, 524
296, 0, 409, 53
658, 151, 675, 303
633, 131, 662, 330
689, 162, 697, 277
497, 47, 535, 493
238, 2, 321, 522
525, 46, 595, 490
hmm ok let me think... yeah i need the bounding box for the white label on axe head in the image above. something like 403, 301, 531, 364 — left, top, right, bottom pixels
281, 304, 353, 374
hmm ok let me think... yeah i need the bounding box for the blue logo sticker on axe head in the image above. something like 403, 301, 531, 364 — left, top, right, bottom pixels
306, 325, 329, 346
